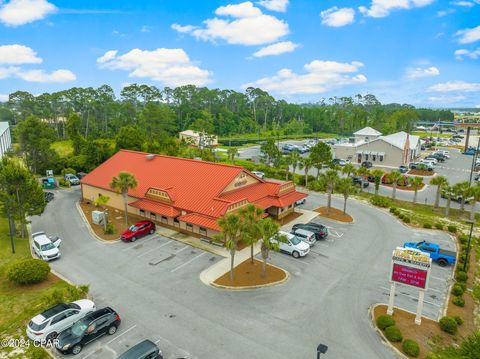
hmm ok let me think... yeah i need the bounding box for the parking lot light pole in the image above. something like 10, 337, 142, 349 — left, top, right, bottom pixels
464, 220, 474, 272
317, 344, 328, 359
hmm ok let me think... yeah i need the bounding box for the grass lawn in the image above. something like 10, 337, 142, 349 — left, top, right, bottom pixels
51, 140, 73, 158
0, 218, 79, 358
412, 132, 453, 138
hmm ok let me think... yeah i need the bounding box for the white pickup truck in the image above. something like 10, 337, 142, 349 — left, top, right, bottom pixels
32, 232, 62, 261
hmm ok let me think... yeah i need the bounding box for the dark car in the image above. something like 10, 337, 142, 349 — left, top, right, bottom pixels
76, 172, 88, 180
56, 307, 121, 355
361, 161, 372, 168
121, 220, 156, 242
352, 175, 369, 188
291, 223, 328, 240
332, 159, 340, 165
367, 175, 375, 183
117, 339, 163, 359
44, 192, 54, 202
398, 165, 408, 173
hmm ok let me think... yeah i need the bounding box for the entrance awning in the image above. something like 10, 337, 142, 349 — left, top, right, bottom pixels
129, 199, 180, 218
177, 213, 220, 231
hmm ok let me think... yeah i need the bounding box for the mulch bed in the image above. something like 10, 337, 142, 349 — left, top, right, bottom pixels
314, 206, 353, 223
214, 258, 286, 287
382, 183, 426, 191
408, 169, 434, 176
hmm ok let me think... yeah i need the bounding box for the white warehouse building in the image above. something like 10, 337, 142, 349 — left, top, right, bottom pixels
333, 127, 421, 168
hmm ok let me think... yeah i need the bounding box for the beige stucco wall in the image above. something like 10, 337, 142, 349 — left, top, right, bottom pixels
82, 185, 138, 214
221, 171, 260, 193
334, 139, 406, 167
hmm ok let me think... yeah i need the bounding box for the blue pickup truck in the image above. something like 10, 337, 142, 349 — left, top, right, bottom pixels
403, 241, 456, 267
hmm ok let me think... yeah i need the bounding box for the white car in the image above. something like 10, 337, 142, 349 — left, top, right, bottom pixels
251, 170, 265, 179
27, 300, 96, 342
339, 159, 351, 166
295, 198, 306, 206
272, 231, 310, 258
291, 228, 316, 246
32, 231, 62, 261
420, 159, 436, 167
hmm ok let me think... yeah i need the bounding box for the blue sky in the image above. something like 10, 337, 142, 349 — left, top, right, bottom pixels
0, 0, 479, 107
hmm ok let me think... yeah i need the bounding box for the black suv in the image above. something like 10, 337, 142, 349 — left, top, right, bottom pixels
352, 175, 369, 188
118, 339, 163, 359
291, 223, 328, 239
56, 307, 121, 355
361, 161, 372, 168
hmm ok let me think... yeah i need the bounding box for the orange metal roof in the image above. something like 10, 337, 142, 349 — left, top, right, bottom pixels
177, 213, 220, 231
129, 199, 180, 218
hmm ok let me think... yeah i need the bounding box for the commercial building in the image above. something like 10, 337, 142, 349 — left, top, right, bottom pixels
333, 127, 421, 167
81, 150, 307, 238
179, 130, 218, 148
0, 122, 12, 157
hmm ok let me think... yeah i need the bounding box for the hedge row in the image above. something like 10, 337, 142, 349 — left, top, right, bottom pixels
376, 314, 420, 357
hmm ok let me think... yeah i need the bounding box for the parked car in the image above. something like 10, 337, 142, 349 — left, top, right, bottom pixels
474, 173, 480, 181
117, 339, 163, 359
403, 241, 456, 267
121, 220, 156, 242
423, 157, 438, 164
361, 161, 372, 168
272, 231, 310, 258
428, 154, 445, 162
292, 222, 328, 240
295, 198, 306, 206
32, 231, 61, 261
251, 170, 265, 179
291, 228, 316, 246
441, 189, 473, 203
338, 159, 350, 166
351, 175, 369, 188
27, 300, 96, 342
56, 307, 121, 355
398, 165, 408, 173
64, 173, 80, 185
409, 162, 433, 171
76, 172, 88, 180
44, 191, 54, 202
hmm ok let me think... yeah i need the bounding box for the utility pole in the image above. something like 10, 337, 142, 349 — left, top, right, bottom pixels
464, 220, 474, 272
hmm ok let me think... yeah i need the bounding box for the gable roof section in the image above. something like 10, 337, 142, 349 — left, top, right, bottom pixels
354, 127, 382, 136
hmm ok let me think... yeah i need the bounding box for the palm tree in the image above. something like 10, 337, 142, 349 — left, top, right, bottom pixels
453, 181, 470, 211
430, 175, 448, 208
227, 147, 239, 163
257, 218, 285, 277
370, 169, 384, 195
336, 177, 357, 214
217, 212, 243, 281
299, 157, 314, 187
408, 176, 424, 203
355, 166, 370, 192
468, 184, 480, 221
238, 204, 263, 264
288, 151, 301, 181
388, 171, 404, 200
319, 169, 339, 214
110, 172, 138, 227
341, 163, 355, 178
444, 185, 454, 217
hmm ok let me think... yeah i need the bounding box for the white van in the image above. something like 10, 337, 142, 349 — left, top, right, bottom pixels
273, 231, 310, 258
291, 228, 316, 246
32, 232, 61, 261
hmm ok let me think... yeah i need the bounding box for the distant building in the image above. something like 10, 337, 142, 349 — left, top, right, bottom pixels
179, 130, 218, 148
0, 122, 12, 157
333, 127, 420, 167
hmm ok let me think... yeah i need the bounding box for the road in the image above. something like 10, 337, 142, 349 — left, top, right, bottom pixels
31, 187, 455, 359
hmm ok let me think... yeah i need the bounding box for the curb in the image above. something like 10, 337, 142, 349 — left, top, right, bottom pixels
159, 232, 229, 258
209, 264, 290, 291
75, 201, 119, 245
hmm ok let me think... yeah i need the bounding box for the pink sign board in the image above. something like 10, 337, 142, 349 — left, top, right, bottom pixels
391, 263, 428, 289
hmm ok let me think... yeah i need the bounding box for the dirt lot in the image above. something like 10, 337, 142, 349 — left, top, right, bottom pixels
214, 258, 286, 287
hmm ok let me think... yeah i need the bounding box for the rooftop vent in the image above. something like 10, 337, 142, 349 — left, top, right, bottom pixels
145, 154, 155, 160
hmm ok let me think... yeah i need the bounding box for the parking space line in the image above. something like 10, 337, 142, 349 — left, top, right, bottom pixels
106, 324, 137, 345
121, 236, 161, 251
170, 252, 207, 273
430, 275, 450, 281
379, 287, 442, 307
427, 287, 445, 294
137, 240, 173, 258
173, 245, 189, 254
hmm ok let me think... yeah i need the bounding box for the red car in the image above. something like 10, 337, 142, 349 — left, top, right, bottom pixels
120, 220, 156, 242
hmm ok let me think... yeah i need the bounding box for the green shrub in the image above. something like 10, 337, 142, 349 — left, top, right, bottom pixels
403, 216, 411, 223
473, 284, 480, 301
385, 326, 403, 342
457, 282, 467, 292
376, 314, 395, 330
43, 288, 66, 306
370, 195, 392, 208
423, 223, 433, 229
439, 316, 458, 334
403, 339, 420, 357
447, 225, 457, 233
458, 235, 468, 245
389, 207, 397, 213
452, 284, 465, 296
7, 259, 50, 285
58, 179, 71, 187
104, 223, 116, 234
456, 271, 468, 282
399, 214, 405, 220
453, 296, 465, 307
61, 167, 76, 177
434, 223, 444, 230
453, 316, 464, 326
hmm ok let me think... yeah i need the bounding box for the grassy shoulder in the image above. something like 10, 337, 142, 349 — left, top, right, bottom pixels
0, 217, 86, 358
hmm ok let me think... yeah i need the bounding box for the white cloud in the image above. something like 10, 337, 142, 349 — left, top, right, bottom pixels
242, 59, 367, 95
359, 0, 434, 18
406, 66, 440, 79
455, 25, 480, 44
321, 7, 355, 27
0, 44, 42, 64
0, 94, 8, 102
171, 2, 289, 46
451, 1, 475, 6
257, 0, 289, 12
252, 41, 299, 57
428, 95, 466, 103
0, 0, 57, 26
0, 66, 76, 82
455, 48, 480, 59
428, 81, 480, 92
97, 48, 212, 87
140, 25, 151, 33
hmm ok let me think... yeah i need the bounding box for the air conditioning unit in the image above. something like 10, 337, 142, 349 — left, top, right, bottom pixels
92, 211, 105, 225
